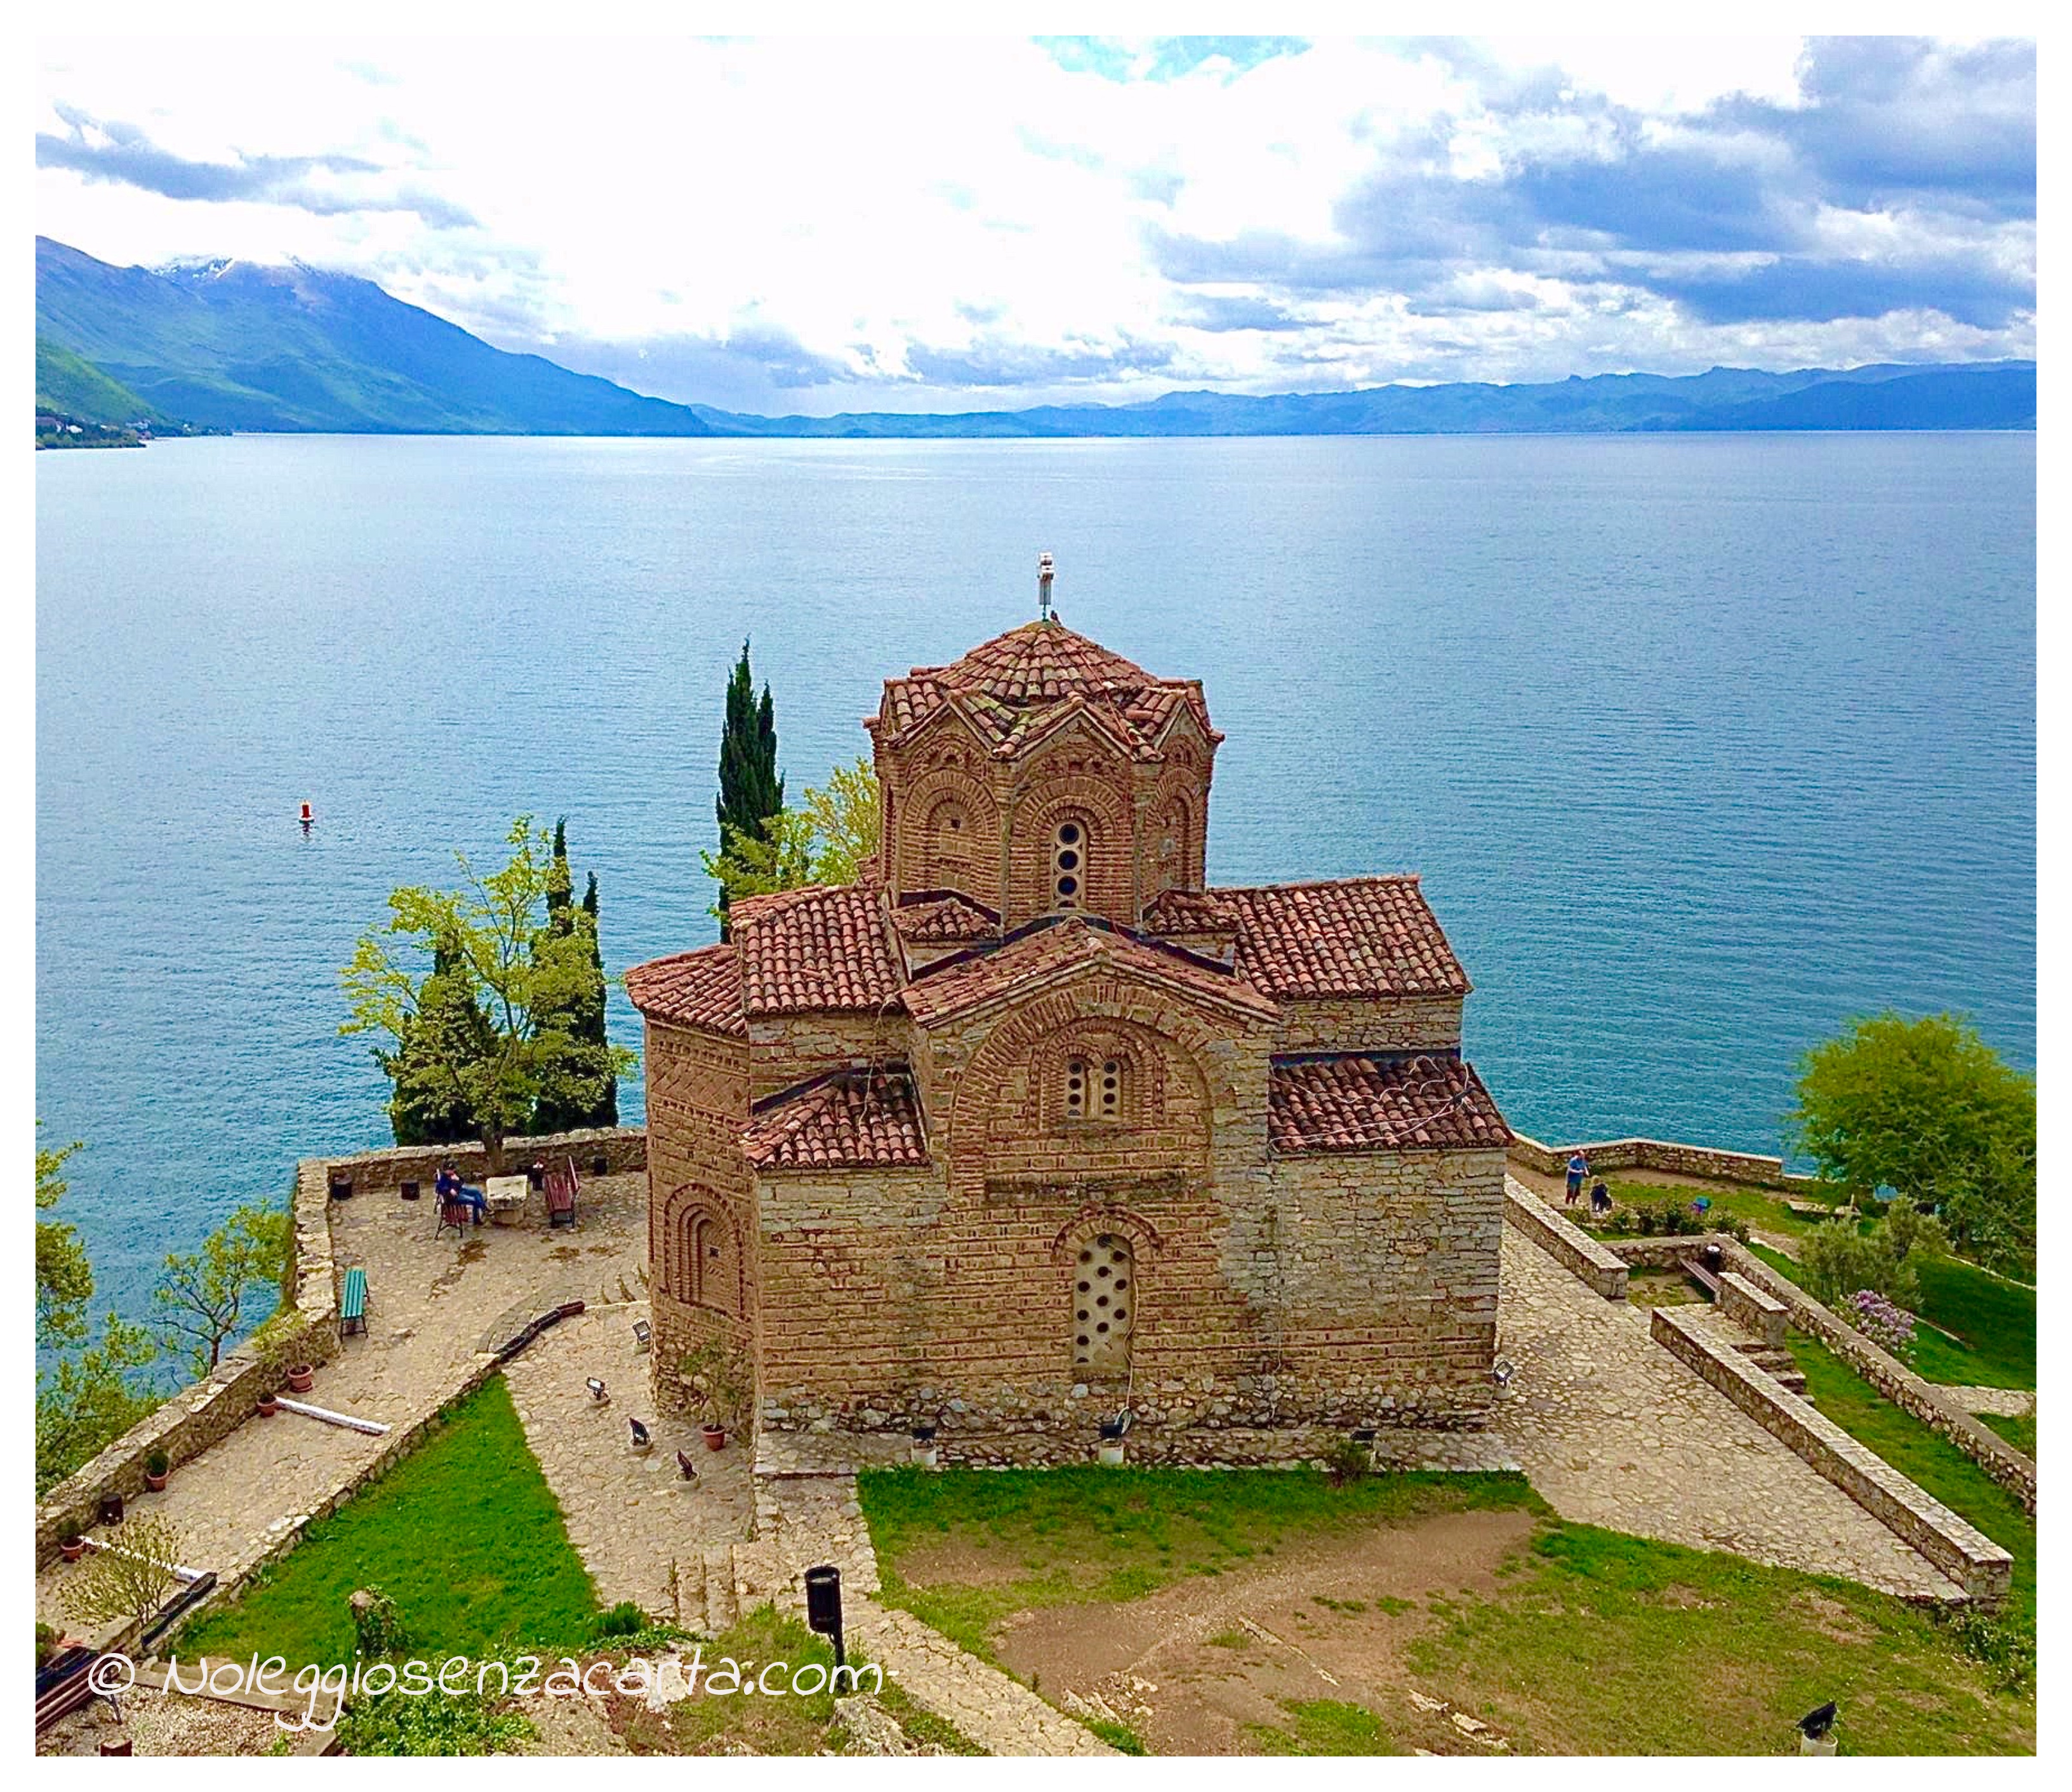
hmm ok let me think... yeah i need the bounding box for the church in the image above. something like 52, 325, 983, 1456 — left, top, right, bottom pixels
627, 576, 1510, 1462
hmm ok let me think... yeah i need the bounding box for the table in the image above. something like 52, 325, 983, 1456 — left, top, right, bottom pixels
484, 1175, 531, 1226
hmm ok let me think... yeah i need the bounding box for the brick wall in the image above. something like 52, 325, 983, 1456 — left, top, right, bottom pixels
1272, 995, 1464, 1053
748, 1012, 908, 1099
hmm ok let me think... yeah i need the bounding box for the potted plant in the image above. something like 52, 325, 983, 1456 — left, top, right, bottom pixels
256, 1388, 280, 1417
143, 1449, 171, 1492
681, 1340, 747, 1453
286, 1362, 315, 1394
60, 1529, 86, 1563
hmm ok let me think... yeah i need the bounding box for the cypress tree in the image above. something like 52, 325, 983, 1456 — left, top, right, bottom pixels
530, 842, 619, 1134
716, 639, 784, 938
547, 817, 572, 931
580, 873, 618, 1125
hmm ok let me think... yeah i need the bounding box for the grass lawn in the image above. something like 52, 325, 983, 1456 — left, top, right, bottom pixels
1979, 1411, 2036, 1457
857, 1465, 1533, 1660
179, 1376, 600, 1667
863, 1467, 2032, 1755
1789, 1334, 2036, 1633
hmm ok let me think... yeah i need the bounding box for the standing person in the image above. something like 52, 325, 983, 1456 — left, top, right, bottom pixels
1565, 1150, 1589, 1207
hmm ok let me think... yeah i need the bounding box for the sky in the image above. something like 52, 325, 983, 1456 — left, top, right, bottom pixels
34, 32, 2038, 415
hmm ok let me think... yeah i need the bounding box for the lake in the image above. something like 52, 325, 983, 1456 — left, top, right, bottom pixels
36, 431, 2036, 1327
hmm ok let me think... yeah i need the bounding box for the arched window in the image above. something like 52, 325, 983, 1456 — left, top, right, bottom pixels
672, 1204, 736, 1317
1073, 1233, 1134, 1371
1155, 799, 1191, 892
1051, 818, 1087, 908
1063, 1051, 1126, 1124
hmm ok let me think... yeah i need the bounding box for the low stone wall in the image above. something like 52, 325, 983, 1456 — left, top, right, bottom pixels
1652, 1306, 2012, 1603
1596, 1234, 2037, 1513
1501, 1181, 1630, 1300
1718, 1271, 1786, 1348
317, 1124, 647, 1197
1507, 1131, 1824, 1194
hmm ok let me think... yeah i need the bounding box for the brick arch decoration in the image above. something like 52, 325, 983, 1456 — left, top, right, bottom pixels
945, 985, 1227, 1199
1004, 773, 1135, 924
1148, 790, 1195, 895
1053, 1206, 1162, 1375
893, 766, 1000, 905
1037, 1019, 1167, 1131
656, 1182, 749, 1320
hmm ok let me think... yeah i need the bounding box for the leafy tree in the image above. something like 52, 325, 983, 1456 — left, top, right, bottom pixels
385, 931, 495, 1146
37, 1315, 159, 1494
701, 759, 881, 920
342, 817, 635, 1171
715, 640, 783, 938
1799, 1196, 1947, 1313
1787, 1011, 2035, 1274
152, 1200, 292, 1376
36, 1125, 92, 1350
63, 1513, 187, 1635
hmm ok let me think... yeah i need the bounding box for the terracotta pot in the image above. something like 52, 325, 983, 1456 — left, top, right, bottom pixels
256, 1394, 279, 1417
702, 1426, 727, 1452
286, 1365, 315, 1393
100, 1738, 133, 1756
144, 1470, 168, 1492
60, 1538, 86, 1562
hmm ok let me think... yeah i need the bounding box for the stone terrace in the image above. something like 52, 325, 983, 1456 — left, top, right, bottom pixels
36, 1173, 651, 1638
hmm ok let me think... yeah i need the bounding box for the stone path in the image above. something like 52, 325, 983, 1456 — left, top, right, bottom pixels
503, 1303, 754, 1622
1495, 1207, 1961, 1601
37, 1176, 651, 1640
1940, 1385, 2035, 1419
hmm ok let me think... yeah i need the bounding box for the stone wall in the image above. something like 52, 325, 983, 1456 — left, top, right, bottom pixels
35, 1161, 341, 1568
1506, 1131, 1824, 1193
1718, 1270, 1786, 1347
1598, 1234, 2037, 1513
318, 1125, 648, 1196
1271, 995, 1464, 1053
747, 1013, 907, 1099
1501, 1181, 1630, 1300
1652, 1306, 2012, 1603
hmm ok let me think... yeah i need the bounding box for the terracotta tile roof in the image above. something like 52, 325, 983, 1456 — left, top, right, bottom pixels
1268, 1054, 1508, 1154
891, 892, 999, 943
1139, 887, 1230, 931
1148, 877, 1470, 999
731, 884, 904, 1015
875, 621, 1218, 764
623, 943, 745, 1037
743, 1067, 929, 1171
903, 917, 1277, 1028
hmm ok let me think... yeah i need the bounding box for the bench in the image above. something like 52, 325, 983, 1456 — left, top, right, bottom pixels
434, 1195, 471, 1241
340, 1267, 368, 1337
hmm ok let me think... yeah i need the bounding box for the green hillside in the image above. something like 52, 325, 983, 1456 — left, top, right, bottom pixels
35, 336, 156, 426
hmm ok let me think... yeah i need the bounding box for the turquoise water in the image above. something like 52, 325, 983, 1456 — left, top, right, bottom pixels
36, 432, 2036, 1326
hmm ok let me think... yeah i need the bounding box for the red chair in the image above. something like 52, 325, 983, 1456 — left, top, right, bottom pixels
545, 1158, 580, 1229
434, 1193, 471, 1240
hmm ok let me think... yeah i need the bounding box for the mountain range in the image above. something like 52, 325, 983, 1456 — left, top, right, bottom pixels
36, 236, 2036, 440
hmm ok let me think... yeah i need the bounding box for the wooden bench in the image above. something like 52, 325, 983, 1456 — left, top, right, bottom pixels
545, 1158, 580, 1230
340, 1268, 368, 1337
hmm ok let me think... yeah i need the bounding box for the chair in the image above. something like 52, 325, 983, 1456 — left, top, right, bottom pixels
434, 1195, 471, 1240
340, 1267, 368, 1336
545, 1158, 580, 1230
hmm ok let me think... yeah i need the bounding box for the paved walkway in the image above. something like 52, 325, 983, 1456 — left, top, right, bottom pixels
1940, 1385, 2035, 1419
504, 1303, 754, 1621
37, 1175, 651, 1638
1495, 1205, 1960, 1600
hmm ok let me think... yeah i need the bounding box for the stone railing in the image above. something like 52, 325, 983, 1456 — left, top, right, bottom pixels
1652, 1306, 2012, 1603
35, 1162, 341, 1568
316, 1124, 647, 1198
1599, 1234, 2037, 1515
1718, 1271, 1786, 1348
1501, 1181, 1629, 1300
1507, 1130, 1826, 1195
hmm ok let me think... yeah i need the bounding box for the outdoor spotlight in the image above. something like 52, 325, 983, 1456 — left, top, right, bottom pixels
804, 1564, 846, 1666
587, 1377, 609, 1404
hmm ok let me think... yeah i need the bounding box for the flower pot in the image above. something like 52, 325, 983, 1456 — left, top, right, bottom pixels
701, 1426, 727, 1452
286, 1365, 315, 1393
100, 1737, 133, 1756
256, 1394, 279, 1417
60, 1538, 86, 1562
144, 1470, 168, 1492
329, 1174, 353, 1201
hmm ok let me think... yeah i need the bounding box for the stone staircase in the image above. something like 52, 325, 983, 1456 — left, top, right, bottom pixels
1730, 1336, 1810, 1397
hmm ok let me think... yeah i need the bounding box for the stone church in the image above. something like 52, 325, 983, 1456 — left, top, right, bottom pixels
627, 595, 1510, 1462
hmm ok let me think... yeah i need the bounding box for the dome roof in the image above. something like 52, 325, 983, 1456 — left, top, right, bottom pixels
928, 618, 1153, 707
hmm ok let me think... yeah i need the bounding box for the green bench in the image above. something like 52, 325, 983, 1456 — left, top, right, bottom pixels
340, 1267, 368, 1337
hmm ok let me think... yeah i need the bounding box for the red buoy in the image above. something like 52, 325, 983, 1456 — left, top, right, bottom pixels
300, 801, 314, 828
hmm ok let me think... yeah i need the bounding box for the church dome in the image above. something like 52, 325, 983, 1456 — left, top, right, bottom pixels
927, 618, 1153, 707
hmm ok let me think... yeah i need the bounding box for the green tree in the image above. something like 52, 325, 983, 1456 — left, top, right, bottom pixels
36, 1126, 92, 1350
701, 759, 881, 921
342, 817, 636, 1172
152, 1201, 293, 1377
37, 1315, 159, 1494
63, 1513, 187, 1634
529, 833, 620, 1134
1799, 1196, 1947, 1313
715, 640, 784, 939
1788, 1011, 2035, 1274
385, 931, 495, 1146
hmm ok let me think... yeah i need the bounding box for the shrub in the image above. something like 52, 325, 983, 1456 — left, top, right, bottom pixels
349, 1587, 413, 1659
36, 1621, 58, 1669
1320, 1435, 1373, 1487
144, 1449, 169, 1478
588, 1600, 646, 1640
1848, 1290, 1918, 1362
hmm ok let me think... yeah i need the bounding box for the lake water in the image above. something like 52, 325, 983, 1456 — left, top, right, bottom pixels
36, 432, 2036, 1329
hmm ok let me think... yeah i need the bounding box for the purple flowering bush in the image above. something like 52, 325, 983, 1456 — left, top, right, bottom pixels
1849, 1288, 1918, 1360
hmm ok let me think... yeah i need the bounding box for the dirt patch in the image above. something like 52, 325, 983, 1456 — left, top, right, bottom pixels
982, 1508, 1537, 1755
1788, 1590, 1877, 1645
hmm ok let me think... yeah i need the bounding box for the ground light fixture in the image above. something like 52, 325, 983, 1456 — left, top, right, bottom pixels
804, 1564, 845, 1667
587, 1378, 609, 1404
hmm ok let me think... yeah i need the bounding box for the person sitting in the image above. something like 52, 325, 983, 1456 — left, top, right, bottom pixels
1590, 1178, 1612, 1218
434, 1165, 489, 1226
